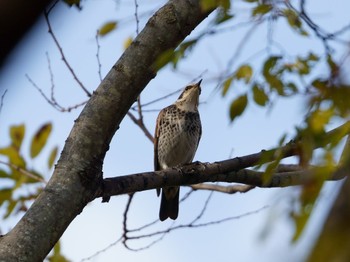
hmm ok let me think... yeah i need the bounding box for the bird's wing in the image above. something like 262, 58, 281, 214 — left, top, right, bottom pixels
196, 113, 202, 149
154, 108, 164, 171
154, 107, 167, 197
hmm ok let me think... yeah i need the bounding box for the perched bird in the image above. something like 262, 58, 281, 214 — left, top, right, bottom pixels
154, 80, 202, 221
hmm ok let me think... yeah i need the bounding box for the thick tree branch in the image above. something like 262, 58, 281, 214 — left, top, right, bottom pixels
0, 1, 214, 260
100, 122, 350, 199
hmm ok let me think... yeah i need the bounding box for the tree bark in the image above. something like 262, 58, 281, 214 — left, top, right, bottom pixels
0, 1, 213, 260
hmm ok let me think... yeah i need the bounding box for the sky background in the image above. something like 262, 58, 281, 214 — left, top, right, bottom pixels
0, 0, 349, 261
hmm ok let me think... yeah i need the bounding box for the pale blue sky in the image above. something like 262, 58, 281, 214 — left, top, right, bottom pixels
0, 1, 349, 261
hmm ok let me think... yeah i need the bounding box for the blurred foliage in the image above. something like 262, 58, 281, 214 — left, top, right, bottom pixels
0, 123, 57, 220
149, 0, 350, 243
98, 21, 118, 37
21, 0, 350, 256
0, 123, 62, 258
47, 242, 71, 262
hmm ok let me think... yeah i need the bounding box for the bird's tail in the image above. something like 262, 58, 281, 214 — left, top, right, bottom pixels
159, 188, 179, 221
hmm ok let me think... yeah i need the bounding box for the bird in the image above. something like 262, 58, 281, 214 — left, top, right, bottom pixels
154, 80, 202, 221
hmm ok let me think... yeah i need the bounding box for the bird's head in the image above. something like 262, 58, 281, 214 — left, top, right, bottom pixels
176, 79, 202, 111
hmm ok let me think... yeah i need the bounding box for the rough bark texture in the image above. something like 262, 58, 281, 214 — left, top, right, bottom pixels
0, 1, 212, 260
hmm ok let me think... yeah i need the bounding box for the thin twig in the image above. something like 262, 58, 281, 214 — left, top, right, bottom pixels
122, 194, 135, 248
131, 88, 182, 110
0, 89, 8, 115
127, 112, 154, 143
46, 52, 57, 104
0, 160, 47, 184
126, 206, 268, 242
95, 32, 103, 81
46, 0, 59, 15
134, 0, 140, 35
190, 190, 214, 224
26, 74, 88, 112
80, 236, 123, 262
44, 10, 91, 97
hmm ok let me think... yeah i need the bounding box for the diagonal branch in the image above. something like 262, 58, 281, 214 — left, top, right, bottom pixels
0, 1, 215, 260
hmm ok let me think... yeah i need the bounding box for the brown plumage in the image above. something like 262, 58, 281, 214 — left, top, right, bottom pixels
154, 80, 202, 221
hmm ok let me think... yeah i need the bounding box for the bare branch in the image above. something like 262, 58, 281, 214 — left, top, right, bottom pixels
126, 206, 268, 242
95, 33, 103, 82
0, 89, 7, 115
134, 0, 140, 35
26, 74, 88, 112
80, 236, 123, 262
44, 9, 91, 97
127, 112, 154, 143
100, 121, 350, 199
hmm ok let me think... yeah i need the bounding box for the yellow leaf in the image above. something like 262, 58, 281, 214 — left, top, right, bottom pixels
10, 124, 25, 149
252, 4, 272, 16
252, 84, 268, 106
98, 21, 118, 36
30, 123, 52, 158
123, 36, 133, 50
229, 94, 248, 122
0, 146, 26, 168
48, 146, 59, 169
222, 76, 234, 96
308, 108, 334, 133
235, 64, 253, 84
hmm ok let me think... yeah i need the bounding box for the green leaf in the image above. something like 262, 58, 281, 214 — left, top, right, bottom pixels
308, 53, 319, 62
252, 4, 272, 16
98, 21, 118, 36
10, 124, 25, 149
0, 169, 9, 178
4, 199, 17, 219
200, 0, 230, 11
0, 146, 26, 168
48, 241, 71, 262
235, 64, 253, 84
48, 146, 59, 169
292, 177, 324, 241
30, 123, 52, 159
263, 56, 281, 77
153, 40, 197, 70
308, 108, 334, 134
0, 188, 12, 206
229, 94, 248, 122
284, 9, 301, 29
265, 75, 284, 95
214, 9, 234, 24
285, 82, 298, 95
327, 55, 338, 76
153, 49, 175, 70
263, 160, 279, 185
123, 36, 133, 50
200, 0, 217, 11
222, 76, 234, 96
63, 0, 81, 8
252, 84, 268, 106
